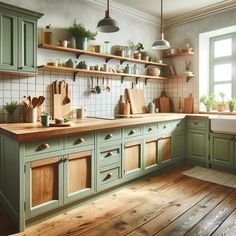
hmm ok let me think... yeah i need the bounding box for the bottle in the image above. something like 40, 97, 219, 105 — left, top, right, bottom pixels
148, 102, 155, 113
119, 95, 125, 115
132, 65, 138, 75
124, 64, 131, 74
43, 24, 52, 44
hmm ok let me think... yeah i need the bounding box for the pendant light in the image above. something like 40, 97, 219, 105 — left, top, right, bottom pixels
152, 0, 170, 50
97, 0, 120, 33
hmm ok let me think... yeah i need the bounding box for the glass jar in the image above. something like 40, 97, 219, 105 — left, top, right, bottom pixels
103, 41, 111, 54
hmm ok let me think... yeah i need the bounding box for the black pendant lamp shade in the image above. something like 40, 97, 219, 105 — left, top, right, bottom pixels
152, 0, 170, 50
97, 0, 120, 33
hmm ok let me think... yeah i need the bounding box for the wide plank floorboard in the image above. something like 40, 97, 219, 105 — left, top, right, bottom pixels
0, 165, 235, 236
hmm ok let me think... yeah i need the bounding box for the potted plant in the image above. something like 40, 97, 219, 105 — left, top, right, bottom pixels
217, 92, 226, 112
200, 93, 216, 112
228, 97, 236, 112
140, 51, 149, 61
133, 42, 144, 60
4, 101, 18, 123
69, 20, 97, 50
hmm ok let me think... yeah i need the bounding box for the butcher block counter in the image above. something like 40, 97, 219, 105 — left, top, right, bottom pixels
0, 113, 210, 142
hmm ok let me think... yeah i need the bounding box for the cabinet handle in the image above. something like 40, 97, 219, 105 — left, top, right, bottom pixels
18, 67, 23, 70
231, 137, 234, 141
129, 130, 135, 135
193, 122, 199, 125
37, 143, 50, 151
63, 157, 68, 162
75, 138, 85, 144
105, 134, 113, 140
105, 151, 113, 158
148, 127, 153, 132
163, 125, 166, 129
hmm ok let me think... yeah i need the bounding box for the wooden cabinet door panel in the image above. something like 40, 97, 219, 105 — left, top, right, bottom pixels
172, 133, 185, 160
124, 141, 141, 176
161, 137, 171, 163
26, 156, 63, 219
145, 140, 158, 168
64, 150, 94, 203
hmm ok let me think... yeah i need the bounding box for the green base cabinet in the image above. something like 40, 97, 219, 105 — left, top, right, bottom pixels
172, 133, 185, 161
0, 2, 42, 73
186, 119, 209, 166
210, 133, 234, 169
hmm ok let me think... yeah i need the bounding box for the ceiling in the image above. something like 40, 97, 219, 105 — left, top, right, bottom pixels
112, 0, 229, 19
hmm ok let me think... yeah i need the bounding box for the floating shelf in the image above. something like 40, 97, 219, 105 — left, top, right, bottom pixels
168, 73, 194, 82
39, 44, 169, 68
163, 52, 194, 58
38, 65, 167, 84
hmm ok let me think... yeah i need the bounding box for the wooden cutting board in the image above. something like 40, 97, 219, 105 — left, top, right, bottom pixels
126, 88, 147, 114
53, 94, 62, 119
183, 93, 194, 113
159, 96, 170, 112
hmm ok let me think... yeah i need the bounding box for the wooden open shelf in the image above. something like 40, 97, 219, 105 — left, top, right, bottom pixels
168, 73, 194, 82
163, 52, 194, 58
38, 65, 167, 84
39, 44, 168, 68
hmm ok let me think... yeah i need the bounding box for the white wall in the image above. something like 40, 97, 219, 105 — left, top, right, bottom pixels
0, 0, 164, 122
165, 8, 236, 112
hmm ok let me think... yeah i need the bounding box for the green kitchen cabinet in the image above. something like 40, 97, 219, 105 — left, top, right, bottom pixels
172, 133, 185, 161
186, 119, 209, 166
0, 2, 42, 73
210, 133, 234, 169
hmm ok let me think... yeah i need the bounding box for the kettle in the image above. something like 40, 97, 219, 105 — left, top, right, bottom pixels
66, 59, 76, 68
77, 61, 88, 69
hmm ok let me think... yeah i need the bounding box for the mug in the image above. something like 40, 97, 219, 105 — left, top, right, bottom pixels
40, 115, 52, 127
63, 40, 70, 48
76, 108, 86, 119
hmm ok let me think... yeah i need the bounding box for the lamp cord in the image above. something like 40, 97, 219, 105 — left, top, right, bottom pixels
161, 0, 163, 33
107, 0, 109, 14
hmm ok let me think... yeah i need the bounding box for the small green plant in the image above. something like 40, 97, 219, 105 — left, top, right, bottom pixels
219, 92, 226, 103
200, 93, 216, 112
228, 97, 236, 112
69, 20, 97, 40
4, 101, 18, 114
135, 42, 144, 53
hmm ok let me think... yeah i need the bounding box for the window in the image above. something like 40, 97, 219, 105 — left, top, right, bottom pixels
210, 34, 236, 100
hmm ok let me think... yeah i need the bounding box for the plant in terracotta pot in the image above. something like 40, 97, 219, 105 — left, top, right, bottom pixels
228, 97, 236, 112
200, 93, 216, 112
133, 42, 144, 60
140, 51, 149, 61
69, 20, 97, 50
217, 92, 226, 112
4, 100, 18, 123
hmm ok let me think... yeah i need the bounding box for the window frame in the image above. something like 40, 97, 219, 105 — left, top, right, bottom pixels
209, 33, 236, 99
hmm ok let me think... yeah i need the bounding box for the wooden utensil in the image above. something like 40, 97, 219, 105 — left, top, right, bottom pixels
22, 97, 30, 108
37, 96, 45, 107
63, 83, 71, 104
183, 93, 194, 113
32, 97, 39, 108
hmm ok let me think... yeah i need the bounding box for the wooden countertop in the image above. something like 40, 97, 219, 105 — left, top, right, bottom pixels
0, 113, 211, 142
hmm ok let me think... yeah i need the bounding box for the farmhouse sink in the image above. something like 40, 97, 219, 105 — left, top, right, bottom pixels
211, 115, 236, 134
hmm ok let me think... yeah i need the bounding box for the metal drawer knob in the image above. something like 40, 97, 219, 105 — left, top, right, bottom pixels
193, 122, 199, 125
105, 134, 113, 140
105, 151, 113, 158
163, 125, 166, 129
129, 130, 135, 135
37, 143, 50, 151
75, 138, 85, 144
103, 172, 113, 181
148, 127, 153, 132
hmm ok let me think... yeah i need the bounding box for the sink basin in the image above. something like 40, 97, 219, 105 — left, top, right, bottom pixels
211, 116, 236, 134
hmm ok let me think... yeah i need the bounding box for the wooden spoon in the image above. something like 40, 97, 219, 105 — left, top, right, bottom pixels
37, 96, 45, 107
22, 97, 30, 108
32, 97, 39, 108
63, 83, 71, 104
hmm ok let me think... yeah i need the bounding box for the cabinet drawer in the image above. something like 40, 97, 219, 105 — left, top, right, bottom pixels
158, 122, 172, 134
98, 163, 121, 186
97, 128, 121, 144
99, 146, 121, 166
187, 119, 208, 129
172, 119, 185, 133
65, 132, 94, 149
144, 124, 158, 135
25, 138, 63, 156
124, 125, 142, 138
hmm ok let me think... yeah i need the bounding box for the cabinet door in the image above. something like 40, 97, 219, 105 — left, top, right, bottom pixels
18, 17, 37, 72
0, 13, 17, 70
123, 141, 142, 177
25, 156, 63, 219
210, 134, 234, 168
144, 138, 158, 171
159, 136, 172, 165
64, 150, 94, 203
172, 133, 185, 160
187, 128, 207, 164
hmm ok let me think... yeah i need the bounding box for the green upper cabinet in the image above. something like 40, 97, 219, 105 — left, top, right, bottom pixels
0, 2, 43, 73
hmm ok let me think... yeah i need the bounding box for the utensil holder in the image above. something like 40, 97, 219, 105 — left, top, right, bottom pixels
27, 108, 37, 123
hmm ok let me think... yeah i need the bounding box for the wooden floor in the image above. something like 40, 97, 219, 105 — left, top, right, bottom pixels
1, 165, 236, 236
